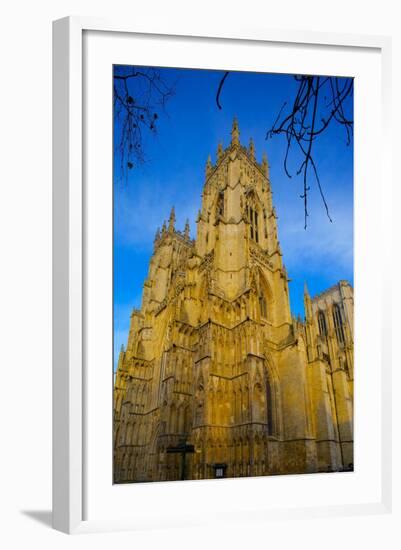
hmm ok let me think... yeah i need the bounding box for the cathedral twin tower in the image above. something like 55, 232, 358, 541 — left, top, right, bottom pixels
114, 119, 354, 482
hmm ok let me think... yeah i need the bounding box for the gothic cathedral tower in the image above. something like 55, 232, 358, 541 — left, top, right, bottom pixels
113, 119, 354, 482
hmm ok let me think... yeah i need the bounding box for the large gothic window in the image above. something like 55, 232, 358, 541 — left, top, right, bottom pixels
247, 205, 259, 243
333, 303, 345, 345
318, 311, 327, 337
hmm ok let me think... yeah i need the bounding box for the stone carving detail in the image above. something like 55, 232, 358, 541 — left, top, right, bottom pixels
249, 243, 273, 269
199, 250, 214, 273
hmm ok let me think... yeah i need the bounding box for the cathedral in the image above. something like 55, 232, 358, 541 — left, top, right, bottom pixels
113, 119, 354, 483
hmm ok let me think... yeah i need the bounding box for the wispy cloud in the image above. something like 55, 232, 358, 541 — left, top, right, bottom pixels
275, 177, 353, 280
114, 176, 199, 248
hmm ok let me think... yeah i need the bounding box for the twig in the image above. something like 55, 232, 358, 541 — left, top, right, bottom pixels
216, 71, 230, 110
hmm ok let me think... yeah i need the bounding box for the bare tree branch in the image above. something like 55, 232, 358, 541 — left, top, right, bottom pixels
266, 75, 353, 228
113, 66, 175, 184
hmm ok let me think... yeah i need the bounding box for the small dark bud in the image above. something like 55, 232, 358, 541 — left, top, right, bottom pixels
127, 162, 134, 169
127, 96, 134, 104
154, 113, 158, 119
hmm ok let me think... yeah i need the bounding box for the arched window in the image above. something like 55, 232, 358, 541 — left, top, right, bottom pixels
318, 311, 327, 337
332, 303, 345, 345
259, 294, 267, 319
247, 205, 259, 243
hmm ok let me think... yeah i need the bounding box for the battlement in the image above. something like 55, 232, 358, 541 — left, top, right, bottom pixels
153, 226, 194, 251
311, 280, 353, 303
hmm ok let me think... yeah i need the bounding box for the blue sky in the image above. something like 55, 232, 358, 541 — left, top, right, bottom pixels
113, 67, 353, 370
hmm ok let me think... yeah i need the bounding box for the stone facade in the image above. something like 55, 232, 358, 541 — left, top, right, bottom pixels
113, 119, 354, 482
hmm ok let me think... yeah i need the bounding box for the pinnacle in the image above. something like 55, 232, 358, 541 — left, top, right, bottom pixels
184, 218, 190, 238
249, 137, 255, 159
168, 206, 176, 231
231, 116, 240, 146
232, 115, 239, 131
205, 154, 213, 176
217, 142, 223, 161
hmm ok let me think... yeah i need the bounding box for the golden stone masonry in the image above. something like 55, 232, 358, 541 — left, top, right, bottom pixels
113, 119, 354, 482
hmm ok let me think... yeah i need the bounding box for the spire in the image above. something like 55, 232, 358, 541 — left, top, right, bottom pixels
205, 154, 213, 178
161, 220, 167, 234
184, 218, 190, 238
168, 206, 175, 232
231, 116, 240, 146
262, 151, 269, 177
249, 137, 255, 160
217, 142, 223, 162
154, 226, 160, 242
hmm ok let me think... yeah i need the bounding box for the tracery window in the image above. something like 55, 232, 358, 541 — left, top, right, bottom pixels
247, 205, 259, 243
318, 311, 327, 337
332, 303, 345, 345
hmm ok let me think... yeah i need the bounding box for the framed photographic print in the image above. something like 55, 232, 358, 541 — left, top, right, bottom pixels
52, 17, 392, 534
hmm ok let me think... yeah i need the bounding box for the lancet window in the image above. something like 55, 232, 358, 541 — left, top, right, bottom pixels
247, 205, 259, 243
318, 311, 327, 338
332, 303, 345, 345
217, 190, 224, 218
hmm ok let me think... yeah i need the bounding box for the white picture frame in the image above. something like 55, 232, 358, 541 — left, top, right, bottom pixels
52, 16, 392, 534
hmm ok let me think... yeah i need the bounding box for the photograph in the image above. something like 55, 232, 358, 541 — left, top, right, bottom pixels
112, 65, 354, 483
